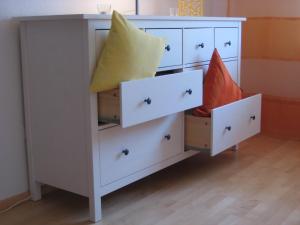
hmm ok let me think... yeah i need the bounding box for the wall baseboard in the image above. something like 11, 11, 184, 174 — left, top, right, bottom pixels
261, 94, 300, 140
0, 192, 30, 212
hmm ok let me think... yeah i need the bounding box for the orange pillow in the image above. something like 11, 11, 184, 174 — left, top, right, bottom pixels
193, 49, 242, 117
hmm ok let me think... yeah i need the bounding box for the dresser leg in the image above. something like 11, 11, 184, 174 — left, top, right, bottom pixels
89, 196, 102, 222
30, 181, 42, 201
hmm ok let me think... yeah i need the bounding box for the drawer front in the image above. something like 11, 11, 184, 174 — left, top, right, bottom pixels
120, 70, 203, 128
184, 60, 238, 83
215, 28, 238, 59
240, 94, 262, 141
146, 29, 182, 68
99, 114, 183, 185
95, 30, 109, 60
211, 94, 261, 156
183, 28, 214, 64
224, 60, 238, 84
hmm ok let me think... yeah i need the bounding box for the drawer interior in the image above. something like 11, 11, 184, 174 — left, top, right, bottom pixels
185, 94, 262, 156
98, 89, 120, 124
185, 115, 211, 149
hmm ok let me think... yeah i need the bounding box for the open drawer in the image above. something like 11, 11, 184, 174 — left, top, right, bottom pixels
98, 70, 203, 128
185, 94, 262, 156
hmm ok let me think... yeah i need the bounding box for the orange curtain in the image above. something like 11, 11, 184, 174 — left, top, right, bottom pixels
242, 17, 300, 61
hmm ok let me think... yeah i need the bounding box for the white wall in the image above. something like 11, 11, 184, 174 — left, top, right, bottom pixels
142, 0, 228, 17
139, 0, 177, 15
0, 0, 101, 201
115, 0, 228, 17
204, 0, 228, 17
0, 0, 178, 201
108, 0, 177, 16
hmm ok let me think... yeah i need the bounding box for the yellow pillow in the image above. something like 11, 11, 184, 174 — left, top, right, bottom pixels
90, 11, 165, 92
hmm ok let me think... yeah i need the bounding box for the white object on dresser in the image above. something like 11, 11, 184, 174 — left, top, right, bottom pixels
18, 15, 254, 222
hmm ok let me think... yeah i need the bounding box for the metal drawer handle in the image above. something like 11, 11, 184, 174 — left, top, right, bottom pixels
165, 45, 171, 51
197, 43, 205, 48
186, 89, 193, 95
164, 134, 171, 141
122, 149, 129, 156
225, 126, 232, 131
144, 98, 152, 105
250, 115, 256, 121
225, 41, 232, 47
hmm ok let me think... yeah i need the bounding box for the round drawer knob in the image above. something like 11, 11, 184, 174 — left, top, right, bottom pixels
250, 115, 256, 121
186, 89, 193, 95
144, 98, 152, 105
122, 149, 129, 156
165, 45, 171, 51
197, 43, 205, 48
225, 41, 232, 47
164, 134, 171, 140
225, 126, 232, 131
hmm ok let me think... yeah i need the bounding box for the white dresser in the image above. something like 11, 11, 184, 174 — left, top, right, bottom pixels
18, 14, 260, 222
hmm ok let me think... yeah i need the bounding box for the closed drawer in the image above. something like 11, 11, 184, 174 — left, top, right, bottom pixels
185, 94, 261, 156
215, 28, 238, 59
99, 114, 183, 185
98, 70, 203, 128
146, 29, 182, 68
224, 60, 238, 84
184, 60, 238, 83
183, 28, 214, 64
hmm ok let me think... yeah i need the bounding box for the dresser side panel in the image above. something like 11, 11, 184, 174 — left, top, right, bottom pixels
21, 20, 90, 196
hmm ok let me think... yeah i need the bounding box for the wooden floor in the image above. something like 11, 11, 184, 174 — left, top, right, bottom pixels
1, 135, 300, 225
